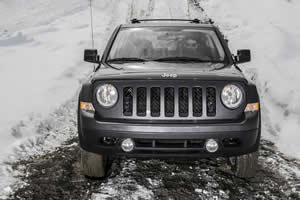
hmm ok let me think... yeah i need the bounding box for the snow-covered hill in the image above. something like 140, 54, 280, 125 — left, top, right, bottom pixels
0, 0, 91, 194
0, 0, 90, 153
201, 0, 300, 159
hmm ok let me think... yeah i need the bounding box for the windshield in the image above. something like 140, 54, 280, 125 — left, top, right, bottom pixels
107, 27, 226, 63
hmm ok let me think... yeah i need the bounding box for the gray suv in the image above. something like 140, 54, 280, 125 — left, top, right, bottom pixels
78, 19, 261, 178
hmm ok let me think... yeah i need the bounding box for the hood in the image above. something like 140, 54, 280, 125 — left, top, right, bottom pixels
91, 62, 247, 83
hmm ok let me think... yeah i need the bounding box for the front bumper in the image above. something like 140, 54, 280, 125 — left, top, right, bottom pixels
78, 111, 260, 158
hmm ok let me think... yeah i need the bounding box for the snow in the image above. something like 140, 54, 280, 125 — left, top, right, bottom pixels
0, 0, 92, 194
0, 0, 91, 157
92, 160, 154, 200
200, 0, 300, 159
1, 0, 300, 198
152, 0, 189, 18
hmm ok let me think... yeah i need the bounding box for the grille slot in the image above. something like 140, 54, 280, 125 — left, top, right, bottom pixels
137, 87, 147, 116
192, 87, 202, 117
164, 87, 175, 117
206, 87, 216, 116
151, 87, 161, 117
179, 87, 189, 117
123, 87, 133, 116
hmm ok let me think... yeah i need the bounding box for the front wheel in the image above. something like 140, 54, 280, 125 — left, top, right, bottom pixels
80, 148, 113, 178
229, 151, 259, 178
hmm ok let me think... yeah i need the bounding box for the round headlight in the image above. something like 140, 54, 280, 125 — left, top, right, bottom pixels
221, 84, 243, 109
96, 84, 118, 108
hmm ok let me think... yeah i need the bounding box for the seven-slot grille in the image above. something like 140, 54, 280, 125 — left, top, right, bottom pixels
123, 86, 216, 118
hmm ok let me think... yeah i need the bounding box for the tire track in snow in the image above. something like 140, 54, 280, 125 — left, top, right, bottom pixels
151, 0, 188, 19
127, 0, 155, 21
146, 0, 155, 18
186, 0, 192, 19
187, 0, 209, 21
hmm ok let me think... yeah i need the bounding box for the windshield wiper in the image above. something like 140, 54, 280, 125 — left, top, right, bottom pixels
153, 57, 223, 63
106, 57, 148, 63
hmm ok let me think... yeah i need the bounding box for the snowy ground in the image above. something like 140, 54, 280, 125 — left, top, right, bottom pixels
0, 0, 300, 199
8, 139, 300, 200
0, 0, 92, 195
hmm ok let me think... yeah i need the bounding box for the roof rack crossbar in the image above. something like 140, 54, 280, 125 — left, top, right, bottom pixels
131, 18, 203, 24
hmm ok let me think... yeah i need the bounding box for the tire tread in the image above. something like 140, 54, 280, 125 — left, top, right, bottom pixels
81, 148, 106, 178
233, 151, 258, 178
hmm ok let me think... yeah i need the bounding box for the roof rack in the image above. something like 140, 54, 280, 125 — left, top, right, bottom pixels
130, 18, 204, 24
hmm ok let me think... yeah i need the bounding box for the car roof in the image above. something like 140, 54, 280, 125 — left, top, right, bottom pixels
121, 22, 215, 29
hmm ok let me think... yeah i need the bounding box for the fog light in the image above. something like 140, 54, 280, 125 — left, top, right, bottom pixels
121, 138, 135, 152
205, 139, 219, 153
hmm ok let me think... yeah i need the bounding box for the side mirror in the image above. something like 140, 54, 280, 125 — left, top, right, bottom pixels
84, 49, 100, 63
235, 49, 251, 64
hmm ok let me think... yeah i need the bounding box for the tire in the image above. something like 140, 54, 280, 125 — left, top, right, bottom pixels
80, 148, 112, 178
229, 150, 259, 178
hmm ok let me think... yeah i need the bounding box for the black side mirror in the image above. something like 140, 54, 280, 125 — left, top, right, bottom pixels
84, 49, 100, 63
235, 49, 251, 64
